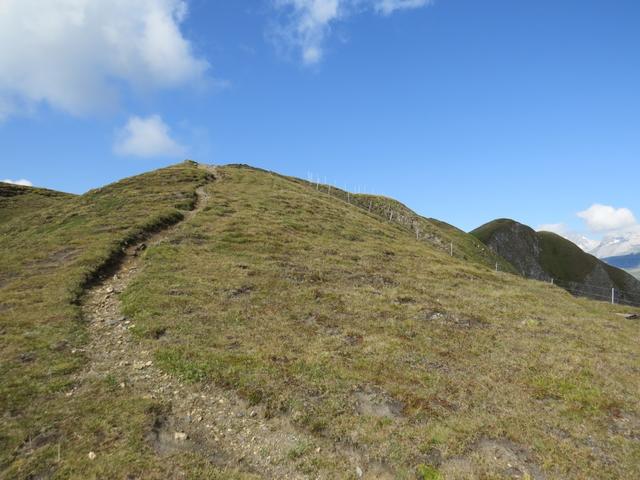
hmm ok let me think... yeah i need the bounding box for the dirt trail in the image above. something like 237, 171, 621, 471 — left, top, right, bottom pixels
77, 165, 365, 479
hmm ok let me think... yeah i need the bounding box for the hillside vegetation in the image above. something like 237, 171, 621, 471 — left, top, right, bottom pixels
0, 183, 73, 224
285, 175, 515, 274
1, 164, 640, 479
472, 218, 640, 305
0, 163, 229, 478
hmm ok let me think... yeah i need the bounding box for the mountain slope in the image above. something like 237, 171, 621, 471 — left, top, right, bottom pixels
282, 172, 516, 274
2, 164, 640, 479
471, 218, 640, 305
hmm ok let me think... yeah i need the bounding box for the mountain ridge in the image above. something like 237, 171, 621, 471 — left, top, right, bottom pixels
471, 218, 640, 305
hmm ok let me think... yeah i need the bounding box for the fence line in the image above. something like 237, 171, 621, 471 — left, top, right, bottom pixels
301, 175, 640, 308
552, 279, 640, 304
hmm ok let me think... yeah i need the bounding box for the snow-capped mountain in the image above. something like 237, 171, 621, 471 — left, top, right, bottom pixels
543, 230, 640, 259
565, 234, 600, 254
590, 231, 640, 258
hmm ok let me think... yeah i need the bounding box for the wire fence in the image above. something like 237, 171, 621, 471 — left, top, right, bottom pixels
299, 173, 640, 309
552, 278, 640, 307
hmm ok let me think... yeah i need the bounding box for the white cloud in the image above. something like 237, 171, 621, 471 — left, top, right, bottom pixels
271, 0, 430, 65
272, 0, 342, 65
0, 0, 208, 119
2, 178, 33, 186
114, 115, 185, 158
375, 0, 429, 15
577, 204, 637, 232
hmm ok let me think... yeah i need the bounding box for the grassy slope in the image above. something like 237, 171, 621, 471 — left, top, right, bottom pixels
282, 173, 515, 274
537, 231, 598, 282
119, 165, 640, 479
0, 163, 248, 479
0, 183, 73, 224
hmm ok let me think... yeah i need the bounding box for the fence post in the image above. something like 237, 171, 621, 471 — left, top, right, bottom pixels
611, 288, 615, 304
450, 242, 453, 256
495, 262, 499, 272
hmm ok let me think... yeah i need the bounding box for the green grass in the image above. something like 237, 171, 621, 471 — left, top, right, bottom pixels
3, 163, 640, 478
537, 231, 598, 282
284, 172, 515, 273
120, 165, 640, 479
417, 464, 442, 480
0, 162, 246, 478
0, 183, 73, 224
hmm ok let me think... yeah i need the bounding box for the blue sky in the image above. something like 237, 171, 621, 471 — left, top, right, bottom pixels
1, 0, 640, 245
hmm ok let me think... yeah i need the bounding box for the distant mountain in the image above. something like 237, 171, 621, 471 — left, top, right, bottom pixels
603, 253, 640, 279
590, 231, 640, 258
471, 218, 640, 304
564, 234, 599, 254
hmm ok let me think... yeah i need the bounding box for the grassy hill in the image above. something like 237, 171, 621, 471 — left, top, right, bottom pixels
2, 164, 640, 479
472, 219, 640, 305
0, 182, 73, 224
286, 175, 515, 274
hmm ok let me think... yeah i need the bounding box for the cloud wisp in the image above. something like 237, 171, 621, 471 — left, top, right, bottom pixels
114, 115, 185, 159
376, 0, 430, 15
2, 178, 33, 187
0, 0, 208, 120
271, 0, 430, 65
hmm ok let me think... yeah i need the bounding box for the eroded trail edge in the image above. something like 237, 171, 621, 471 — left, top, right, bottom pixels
77, 166, 362, 479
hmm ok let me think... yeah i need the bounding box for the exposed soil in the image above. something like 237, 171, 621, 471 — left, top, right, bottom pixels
438, 438, 546, 480
354, 390, 403, 419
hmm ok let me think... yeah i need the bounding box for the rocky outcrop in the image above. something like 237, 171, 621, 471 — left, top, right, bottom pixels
477, 221, 549, 280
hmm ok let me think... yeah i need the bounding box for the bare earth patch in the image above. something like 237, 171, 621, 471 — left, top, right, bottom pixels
354, 389, 404, 419
439, 439, 546, 480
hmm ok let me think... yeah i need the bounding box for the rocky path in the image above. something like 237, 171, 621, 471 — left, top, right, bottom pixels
78, 166, 353, 479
